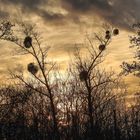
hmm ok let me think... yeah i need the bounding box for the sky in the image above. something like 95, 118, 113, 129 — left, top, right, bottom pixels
0, 0, 140, 93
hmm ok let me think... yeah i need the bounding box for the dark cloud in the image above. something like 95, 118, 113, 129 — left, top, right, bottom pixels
0, 11, 9, 18
2, 0, 46, 9
62, 0, 140, 30
1, 0, 65, 21
37, 8, 65, 21
64, 0, 110, 11
1, 0, 140, 30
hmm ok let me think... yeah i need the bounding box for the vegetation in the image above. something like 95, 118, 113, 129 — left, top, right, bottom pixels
0, 21, 139, 140
121, 23, 140, 77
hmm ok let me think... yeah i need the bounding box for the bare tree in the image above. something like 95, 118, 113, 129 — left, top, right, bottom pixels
121, 23, 140, 77
1, 20, 136, 140
63, 28, 121, 139
0, 21, 60, 140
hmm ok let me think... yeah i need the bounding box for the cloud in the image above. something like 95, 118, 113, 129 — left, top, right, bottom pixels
62, 0, 140, 30
63, 0, 110, 10
2, 0, 46, 9
1, 0, 139, 30
1, 0, 65, 22
0, 11, 9, 18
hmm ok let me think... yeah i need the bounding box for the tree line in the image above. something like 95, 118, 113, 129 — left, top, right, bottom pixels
0, 21, 139, 140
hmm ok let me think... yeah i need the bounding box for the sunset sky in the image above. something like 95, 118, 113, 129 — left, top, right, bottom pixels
0, 0, 140, 93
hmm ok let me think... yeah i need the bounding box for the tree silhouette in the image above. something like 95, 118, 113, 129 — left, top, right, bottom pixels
121, 23, 140, 77
1, 20, 139, 140
0, 21, 60, 140
75, 29, 120, 138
